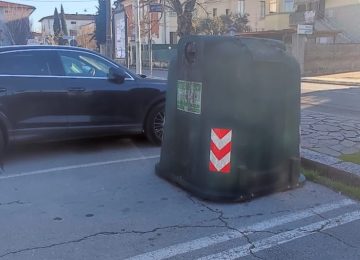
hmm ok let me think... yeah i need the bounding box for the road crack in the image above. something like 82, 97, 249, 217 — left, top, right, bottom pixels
0, 224, 225, 258
319, 230, 358, 249
186, 196, 266, 260
0, 200, 26, 206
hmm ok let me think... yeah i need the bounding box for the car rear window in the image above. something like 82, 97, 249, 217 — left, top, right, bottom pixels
0, 51, 53, 76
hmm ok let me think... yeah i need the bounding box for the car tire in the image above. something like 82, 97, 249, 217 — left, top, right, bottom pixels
0, 129, 5, 158
145, 103, 165, 145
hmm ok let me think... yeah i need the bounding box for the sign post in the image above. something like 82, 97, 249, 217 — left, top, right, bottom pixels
149, 3, 163, 13
297, 24, 314, 35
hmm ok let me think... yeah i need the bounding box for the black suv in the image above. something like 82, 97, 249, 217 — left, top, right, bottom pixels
0, 46, 166, 153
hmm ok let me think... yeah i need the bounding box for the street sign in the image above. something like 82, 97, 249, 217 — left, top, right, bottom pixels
297, 24, 314, 35
149, 3, 163, 12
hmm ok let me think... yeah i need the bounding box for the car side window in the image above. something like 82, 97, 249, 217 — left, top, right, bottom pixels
0, 51, 54, 76
58, 51, 130, 79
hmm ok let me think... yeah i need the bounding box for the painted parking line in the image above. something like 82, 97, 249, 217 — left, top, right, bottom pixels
0, 155, 160, 180
126, 199, 356, 260
198, 210, 360, 260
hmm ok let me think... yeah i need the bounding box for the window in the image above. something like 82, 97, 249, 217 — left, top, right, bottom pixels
260, 1, 266, 18
283, 0, 294, 12
269, 0, 277, 13
70, 30, 78, 36
170, 32, 177, 44
226, 9, 230, 16
238, 0, 245, 15
59, 51, 116, 78
213, 8, 217, 17
0, 51, 53, 76
71, 21, 76, 24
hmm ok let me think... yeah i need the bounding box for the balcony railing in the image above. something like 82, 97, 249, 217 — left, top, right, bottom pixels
289, 9, 324, 26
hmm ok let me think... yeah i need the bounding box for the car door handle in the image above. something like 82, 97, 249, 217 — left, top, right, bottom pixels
68, 87, 86, 92
0, 88, 7, 93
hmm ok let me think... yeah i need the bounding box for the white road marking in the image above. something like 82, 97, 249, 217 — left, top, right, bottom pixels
198, 210, 360, 260
126, 199, 356, 260
0, 155, 160, 180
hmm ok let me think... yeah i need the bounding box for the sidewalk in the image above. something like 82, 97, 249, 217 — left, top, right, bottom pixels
301, 111, 360, 157
302, 71, 360, 86
301, 110, 360, 185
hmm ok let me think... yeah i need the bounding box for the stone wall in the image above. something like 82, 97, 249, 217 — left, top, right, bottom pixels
304, 43, 360, 76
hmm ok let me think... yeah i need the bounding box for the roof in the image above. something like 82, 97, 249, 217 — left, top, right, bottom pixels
0, 45, 97, 54
0, 1, 35, 10
39, 13, 96, 22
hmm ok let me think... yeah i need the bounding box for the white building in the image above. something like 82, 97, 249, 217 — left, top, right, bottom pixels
39, 13, 95, 37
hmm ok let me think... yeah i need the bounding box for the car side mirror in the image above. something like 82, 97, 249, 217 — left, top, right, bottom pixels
139, 74, 147, 78
108, 67, 126, 84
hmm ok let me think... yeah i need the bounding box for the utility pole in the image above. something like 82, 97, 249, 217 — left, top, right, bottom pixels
105, 0, 113, 59
163, 0, 166, 44
135, 0, 142, 74
149, 9, 153, 76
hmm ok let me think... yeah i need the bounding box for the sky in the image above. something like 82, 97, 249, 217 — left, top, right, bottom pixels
10, 0, 113, 31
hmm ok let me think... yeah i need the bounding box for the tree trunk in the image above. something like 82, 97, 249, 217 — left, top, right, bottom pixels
174, 0, 196, 38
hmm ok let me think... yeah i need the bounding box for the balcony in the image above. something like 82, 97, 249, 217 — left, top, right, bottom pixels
290, 9, 324, 26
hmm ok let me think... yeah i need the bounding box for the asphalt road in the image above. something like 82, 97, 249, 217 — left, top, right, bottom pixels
302, 82, 360, 119
1, 137, 360, 259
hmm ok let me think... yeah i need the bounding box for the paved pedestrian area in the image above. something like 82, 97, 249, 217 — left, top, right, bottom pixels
303, 71, 360, 85
301, 111, 360, 157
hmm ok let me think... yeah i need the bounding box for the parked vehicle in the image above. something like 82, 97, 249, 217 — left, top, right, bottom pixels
0, 46, 166, 153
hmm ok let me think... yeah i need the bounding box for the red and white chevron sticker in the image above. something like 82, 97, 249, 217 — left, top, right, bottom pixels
209, 128, 232, 173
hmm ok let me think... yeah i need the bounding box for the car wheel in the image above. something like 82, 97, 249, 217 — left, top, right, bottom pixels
145, 103, 165, 145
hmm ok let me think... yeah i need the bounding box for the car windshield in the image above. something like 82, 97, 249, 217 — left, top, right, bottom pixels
1, 1, 360, 260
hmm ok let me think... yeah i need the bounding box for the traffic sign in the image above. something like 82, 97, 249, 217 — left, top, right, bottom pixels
149, 3, 163, 12
297, 24, 314, 35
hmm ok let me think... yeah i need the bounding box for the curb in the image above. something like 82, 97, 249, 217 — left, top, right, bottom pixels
301, 78, 360, 86
301, 149, 360, 186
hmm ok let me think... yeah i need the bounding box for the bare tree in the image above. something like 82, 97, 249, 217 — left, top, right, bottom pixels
140, 0, 214, 38
166, 0, 196, 38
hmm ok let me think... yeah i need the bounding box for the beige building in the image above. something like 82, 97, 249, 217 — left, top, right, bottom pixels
0, 1, 35, 45
77, 22, 97, 50
0, 0, 35, 22
39, 13, 95, 37
194, 0, 266, 32
258, 0, 296, 31
260, 0, 360, 43
121, 0, 267, 45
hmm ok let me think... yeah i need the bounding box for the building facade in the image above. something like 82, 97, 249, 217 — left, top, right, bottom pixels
0, 0, 35, 22
261, 0, 360, 43
39, 13, 95, 37
0, 0, 35, 46
119, 0, 268, 45
77, 22, 97, 50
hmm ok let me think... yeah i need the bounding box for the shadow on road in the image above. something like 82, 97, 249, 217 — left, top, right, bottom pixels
301, 85, 360, 118
3, 135, 157, 164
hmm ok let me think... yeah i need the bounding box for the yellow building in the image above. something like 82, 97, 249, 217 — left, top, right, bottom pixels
259, 0, 296, 31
